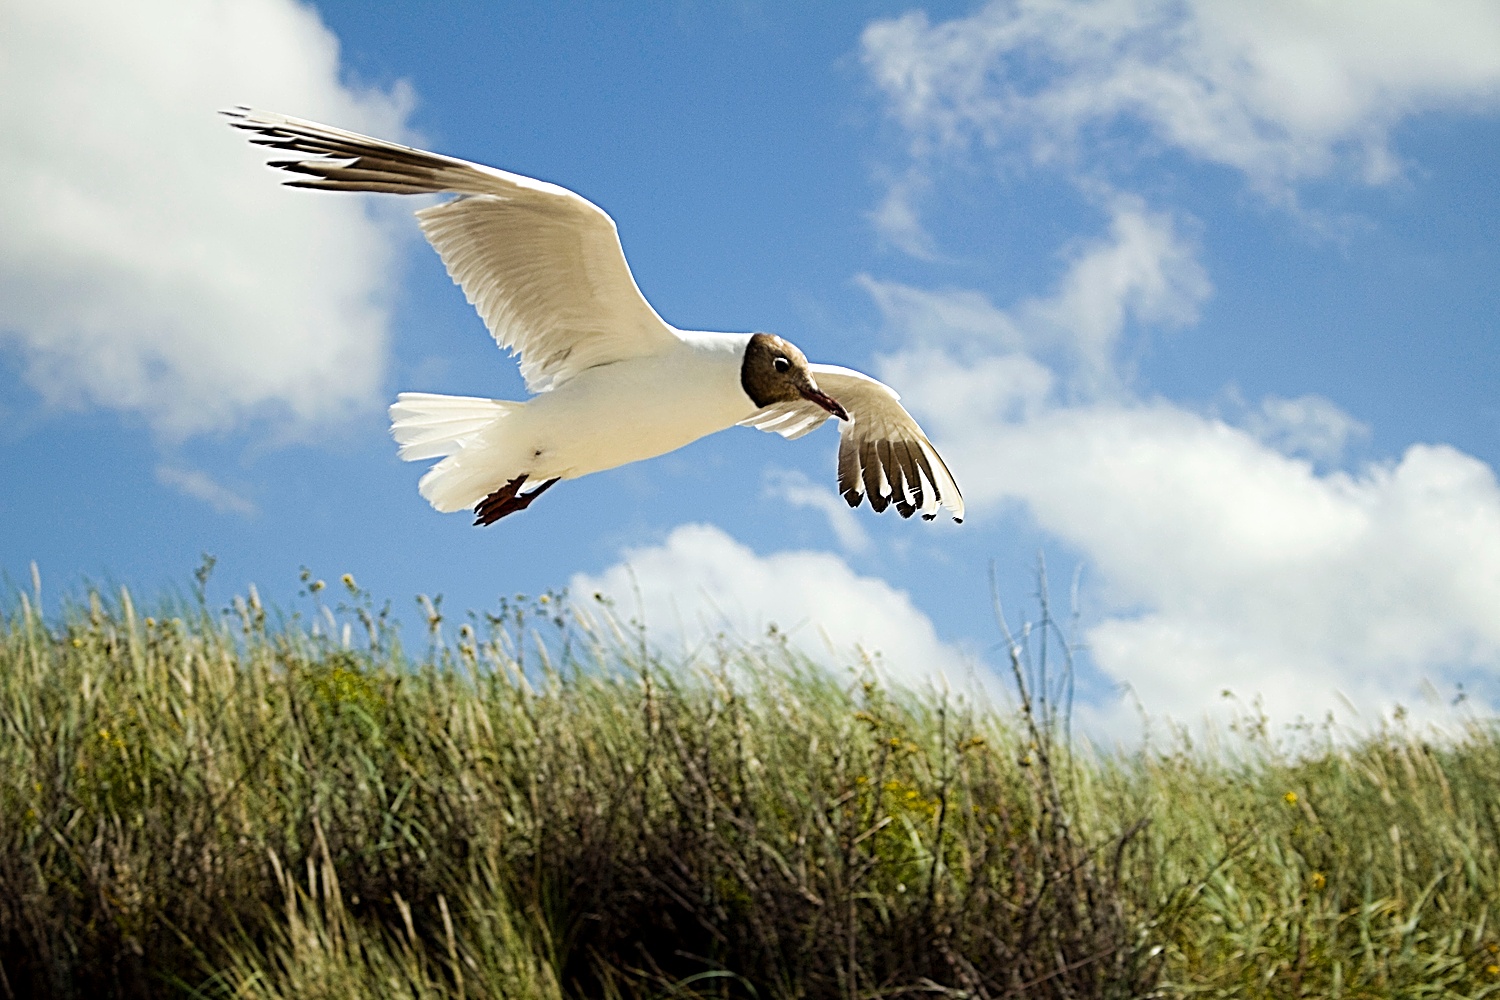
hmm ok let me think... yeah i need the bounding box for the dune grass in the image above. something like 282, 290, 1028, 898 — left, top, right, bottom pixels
1, 573, 1498, 999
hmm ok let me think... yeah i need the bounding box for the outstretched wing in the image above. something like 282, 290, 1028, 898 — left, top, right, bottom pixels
226, 108, 681, 392
738, 364, 964, 522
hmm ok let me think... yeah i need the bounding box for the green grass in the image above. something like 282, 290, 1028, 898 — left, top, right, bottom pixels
1, 576, 1499, 999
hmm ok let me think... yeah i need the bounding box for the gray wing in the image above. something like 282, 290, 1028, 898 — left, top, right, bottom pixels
738, 364, 964, 522
226, 108, 680, 392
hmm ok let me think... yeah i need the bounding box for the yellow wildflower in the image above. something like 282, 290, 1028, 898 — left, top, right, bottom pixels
1283, 791, 1298, 805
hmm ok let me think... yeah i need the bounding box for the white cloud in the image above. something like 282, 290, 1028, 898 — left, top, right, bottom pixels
1021, 196, 1209, 389
862, 0, 1500, 193
570, 523, 991, 695
869, 169, 939, 259
857, 274, 1024, 352
855, 1, 1500, 736
1246, 394, 1370, 464
763, 468, 872, 553
864, 195, 1208, 397
867, 300, 1500, 735
0, 0, 414, 436
156, 464, 258, 517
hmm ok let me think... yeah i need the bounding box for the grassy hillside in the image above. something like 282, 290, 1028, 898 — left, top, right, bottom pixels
1, 577, 1498, 999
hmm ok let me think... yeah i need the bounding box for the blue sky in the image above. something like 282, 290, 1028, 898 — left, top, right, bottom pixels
4, 0, 1499, 738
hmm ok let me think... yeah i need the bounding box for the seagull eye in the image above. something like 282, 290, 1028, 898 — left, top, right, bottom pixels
774, 356, 791, 373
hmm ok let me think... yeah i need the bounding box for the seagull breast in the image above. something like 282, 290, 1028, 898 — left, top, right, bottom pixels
517, 331, 757, 480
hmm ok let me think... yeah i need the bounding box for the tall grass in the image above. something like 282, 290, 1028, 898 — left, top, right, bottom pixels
0, 575, 1497, 998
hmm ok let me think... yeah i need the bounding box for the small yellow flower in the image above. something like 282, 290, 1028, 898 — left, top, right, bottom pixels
1310, 872, 1326, 890
1487, 964, 1500, 976
538, 594, 550, 605
1283, 791, 1298, 805
310, 580, 325, 593
855, 775, 868, 784
144, 617, 156, 628
71, 638, 83, 648
341, 573, 356, 589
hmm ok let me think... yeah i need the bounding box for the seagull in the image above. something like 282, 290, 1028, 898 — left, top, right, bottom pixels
227, 109, 963, 526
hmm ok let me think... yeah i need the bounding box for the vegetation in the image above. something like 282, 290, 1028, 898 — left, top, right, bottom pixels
1, 569, 1499, 999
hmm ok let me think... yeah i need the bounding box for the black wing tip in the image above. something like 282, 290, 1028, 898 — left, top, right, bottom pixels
839, 484, 957, 523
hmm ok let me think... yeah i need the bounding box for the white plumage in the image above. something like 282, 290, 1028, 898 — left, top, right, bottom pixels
228, 109, 964, 525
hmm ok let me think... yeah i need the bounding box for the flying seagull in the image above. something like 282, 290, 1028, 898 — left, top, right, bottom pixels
227, 109, 963, 526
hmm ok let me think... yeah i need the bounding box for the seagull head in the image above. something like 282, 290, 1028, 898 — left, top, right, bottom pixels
740, 333, 849, 421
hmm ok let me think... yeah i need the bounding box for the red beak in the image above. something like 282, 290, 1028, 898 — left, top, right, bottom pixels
801, 385, 849, 421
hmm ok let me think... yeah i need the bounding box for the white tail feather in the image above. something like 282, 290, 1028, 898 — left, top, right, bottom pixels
390, 392, 511, 460
388, 392, 522, 512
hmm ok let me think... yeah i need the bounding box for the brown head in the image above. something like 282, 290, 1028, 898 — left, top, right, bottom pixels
739, 333, 849, 420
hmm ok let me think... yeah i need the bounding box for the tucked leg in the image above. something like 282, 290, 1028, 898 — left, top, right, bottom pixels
473, 475, 561, 526
474, 475, 525, 525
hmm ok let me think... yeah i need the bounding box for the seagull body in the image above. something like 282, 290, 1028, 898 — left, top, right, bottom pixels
228, 110, 964, 524
397, 331, 753, 512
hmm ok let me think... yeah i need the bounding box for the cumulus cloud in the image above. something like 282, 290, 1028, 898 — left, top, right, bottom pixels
862, 0, 1500, 193
863, 251, 1500, 734
865, 195, 1208, 396
0, 0, 415, 436
570, 523, 989, 695
853, 0, 1500, 735
1246, 394, 1370, 465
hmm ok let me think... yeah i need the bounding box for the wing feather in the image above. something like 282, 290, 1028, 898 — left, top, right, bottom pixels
862, 439, 889, 513
907, 441, 940, 520
811, 365, 965, 522
227, 108, 680, 392
737, 364, 962, 521
895, 441, 923, 517
838, 433, 862, 507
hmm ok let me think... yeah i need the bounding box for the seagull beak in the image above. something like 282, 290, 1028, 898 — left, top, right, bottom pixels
800, 385, 849, 421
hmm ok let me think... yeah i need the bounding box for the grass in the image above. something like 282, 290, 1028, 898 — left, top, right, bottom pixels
1, 571, 1498, 999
